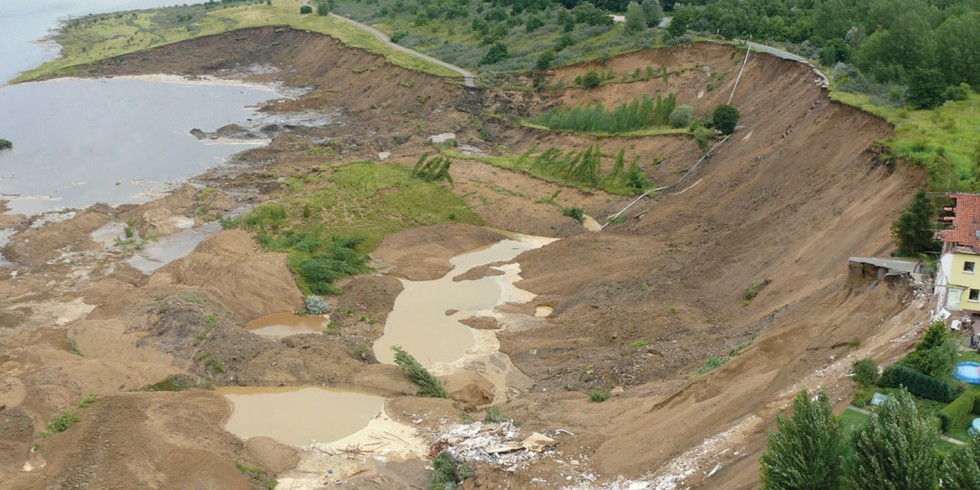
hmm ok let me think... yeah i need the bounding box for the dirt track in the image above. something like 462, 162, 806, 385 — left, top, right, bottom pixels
0, 27, 932, 488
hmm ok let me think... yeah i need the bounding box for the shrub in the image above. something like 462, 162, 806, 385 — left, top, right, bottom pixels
299, 5, 312, 14
938, 392, 976, 431
581, 70, 602, 88
589, 389, 611, 402
315, 0, 330, 16
0, 138, 11, 150
534, 94, 677, 134
880, 364, 960, 402
304, 295, 331, 315
697, 356, 727, 375
47, 410, 80, 433
712, 104, 740, 134
483, 406, 506, 423
431, 451, 473, 488
562, 207, 585, 223
479, 42, 509, 66
411, 153, 453, 185
392, 346, 446, 398
536, 50, 557, 71
668, 104, 694, 128
852, 358, 879, 388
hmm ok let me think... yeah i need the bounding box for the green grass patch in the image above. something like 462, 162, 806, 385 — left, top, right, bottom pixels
14, 0, 458, 83
589, 389, 611, 402
696, 356, 727, 376
235, 462, 277, 490
830, 91, 980, 192
78, 394, 97, 409
46, 410, 81, 433
240, 162, 481, 294
331, 0, 663, 74
534, 93, 678, 134
67, 337, 83, 356
450, 145, 653, 196
838, 407, 870, 437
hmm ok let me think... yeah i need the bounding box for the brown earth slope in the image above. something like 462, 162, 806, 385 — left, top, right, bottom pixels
0, 27, 930, 489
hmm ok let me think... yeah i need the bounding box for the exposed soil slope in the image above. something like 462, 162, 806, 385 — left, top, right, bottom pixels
0, 27, 930, 489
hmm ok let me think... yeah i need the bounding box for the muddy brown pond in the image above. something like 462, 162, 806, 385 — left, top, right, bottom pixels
245, 312, 327, 337
373, 234, 554, 368
217, 386, 384, 447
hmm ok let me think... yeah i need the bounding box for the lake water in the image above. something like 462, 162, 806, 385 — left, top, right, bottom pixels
0, 0, 208, 85
0, 77, 279, 215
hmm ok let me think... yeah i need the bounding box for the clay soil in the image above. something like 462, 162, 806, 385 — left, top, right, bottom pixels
0, 27, 932, 489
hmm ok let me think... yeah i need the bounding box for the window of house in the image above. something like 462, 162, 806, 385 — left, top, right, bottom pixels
966, 261, 976, 273
970, 290, 979, 302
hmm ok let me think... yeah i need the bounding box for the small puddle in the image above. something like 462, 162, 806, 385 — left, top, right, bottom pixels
218, 386, 383, 447
127, 221, 222, 274
373, 234, 554, 368
246, 312, 327, 337
535, 306, 554, 317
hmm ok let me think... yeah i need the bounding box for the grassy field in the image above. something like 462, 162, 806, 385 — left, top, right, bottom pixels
14, 0, 457, 83
331, 0, 661, 74
830, 91, 979, 192
235, 162, 483, 294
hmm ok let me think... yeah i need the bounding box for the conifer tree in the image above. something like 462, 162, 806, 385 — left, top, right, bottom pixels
760, 390, 845, 490
891, 188, 939, 256
847, 389, 939, 489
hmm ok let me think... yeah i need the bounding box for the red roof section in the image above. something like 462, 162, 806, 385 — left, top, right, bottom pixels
938, 193, 980, 249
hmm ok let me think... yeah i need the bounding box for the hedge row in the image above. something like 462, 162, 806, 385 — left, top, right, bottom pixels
938, 392, 977, 431
880, 365, 961, 403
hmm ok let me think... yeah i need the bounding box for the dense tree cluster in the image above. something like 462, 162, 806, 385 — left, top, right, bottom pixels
762, 389, 980, 489
672, 0, 978, 106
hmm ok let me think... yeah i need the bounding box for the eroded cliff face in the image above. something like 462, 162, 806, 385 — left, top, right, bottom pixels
0, 27, 927, 489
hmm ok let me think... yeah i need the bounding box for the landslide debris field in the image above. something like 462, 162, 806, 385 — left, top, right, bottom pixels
0, 27, 929, 489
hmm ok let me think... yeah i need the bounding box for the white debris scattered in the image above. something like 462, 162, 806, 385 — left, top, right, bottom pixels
431, 421, 556, 471
428, 133, 456, 144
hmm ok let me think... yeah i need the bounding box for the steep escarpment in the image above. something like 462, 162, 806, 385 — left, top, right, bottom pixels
497, 46, 923, 486
0, 27, 929, 490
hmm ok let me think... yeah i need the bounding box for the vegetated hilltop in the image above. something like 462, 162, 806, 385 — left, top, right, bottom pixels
0, 5, 947, 490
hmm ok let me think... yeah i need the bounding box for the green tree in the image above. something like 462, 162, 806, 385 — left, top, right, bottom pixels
940, 432, 980, 490
668, 104, 693, 128
903, 320, 956, 379
316, 0, 331, 16
299, 5, 312, 14
667, 6, 690, 38
891, 188, 939, 256
760, 390, 845, 490
852, 358, 879, 388
936, 12, 980, 89
908, 68, 946, 110
847, 389, 939, 489
641, 0, 663, 28
392, 346, 446, 398
479, 43, 509, 66
712, 104, 740, 135
536, 50, 557, 71
624, 2, 647, 33
581, 70, 602, 89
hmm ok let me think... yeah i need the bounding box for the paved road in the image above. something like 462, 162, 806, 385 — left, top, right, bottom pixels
329, 13, 476, 88
657, 17, 828, 86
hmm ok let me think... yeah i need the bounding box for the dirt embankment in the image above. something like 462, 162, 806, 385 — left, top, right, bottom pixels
0, 26, 930, 490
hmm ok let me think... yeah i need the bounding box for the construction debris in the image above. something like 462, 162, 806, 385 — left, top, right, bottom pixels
430, 421, 558, 471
